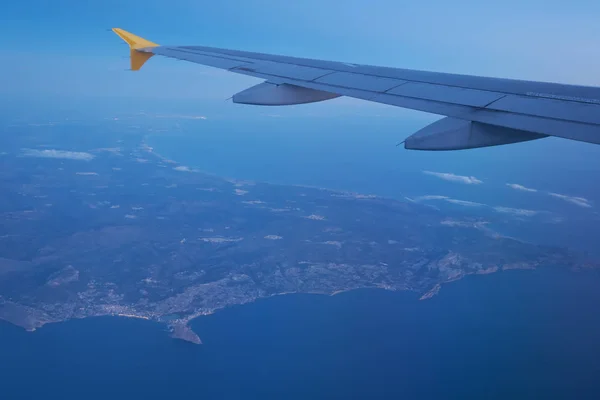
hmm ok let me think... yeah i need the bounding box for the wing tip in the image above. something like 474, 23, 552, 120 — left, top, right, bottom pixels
112, 28, 159, 49
112, 28, 159, 71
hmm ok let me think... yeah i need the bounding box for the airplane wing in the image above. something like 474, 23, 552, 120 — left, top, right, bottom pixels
113, 28, 600, 151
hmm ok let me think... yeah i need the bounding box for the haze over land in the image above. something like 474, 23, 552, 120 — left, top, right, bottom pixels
1, 122, 597, 343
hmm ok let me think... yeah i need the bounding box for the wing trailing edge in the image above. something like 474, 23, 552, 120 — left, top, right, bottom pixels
111, 28, 600, 150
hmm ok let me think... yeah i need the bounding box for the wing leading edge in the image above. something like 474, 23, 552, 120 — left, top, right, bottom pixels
112, 28, 600, 151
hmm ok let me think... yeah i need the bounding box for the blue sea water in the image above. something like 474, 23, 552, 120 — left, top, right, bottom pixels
2, 269, 600, 399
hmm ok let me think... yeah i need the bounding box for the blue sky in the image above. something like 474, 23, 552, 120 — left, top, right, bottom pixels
2, 0, 600, 187
2, 0, 600, 104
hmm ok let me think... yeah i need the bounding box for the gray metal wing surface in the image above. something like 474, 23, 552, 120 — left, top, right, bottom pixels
113, 28, 600, 151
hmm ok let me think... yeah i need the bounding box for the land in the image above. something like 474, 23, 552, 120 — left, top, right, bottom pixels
0, 125, 596, 343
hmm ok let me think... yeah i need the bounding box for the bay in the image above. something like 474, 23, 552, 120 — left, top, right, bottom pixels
2, 268, 600, 399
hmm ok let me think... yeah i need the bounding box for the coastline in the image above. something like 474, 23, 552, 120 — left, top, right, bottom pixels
1, 136, 595, 345
0, 265, 550, 344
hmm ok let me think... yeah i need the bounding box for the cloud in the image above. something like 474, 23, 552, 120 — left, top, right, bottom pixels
423, 171, 482, 185
548, 193, 592, 208
493, 207, 539, 217
412, 195, 483, 207
445, 199, 485, 207
413, 192, 548, 218
414, 195, 449, 201
505, 183, 593, 209
173, 166, 192, 172
264, 235, 283, 240
506, 183, 537, 193
21, 149, 94, 161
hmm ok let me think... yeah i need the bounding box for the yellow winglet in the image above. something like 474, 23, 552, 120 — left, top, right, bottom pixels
112, 28, 159, 71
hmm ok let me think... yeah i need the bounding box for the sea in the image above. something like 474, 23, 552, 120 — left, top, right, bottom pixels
2, 269, 600, 399
2, 105, 600, 399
